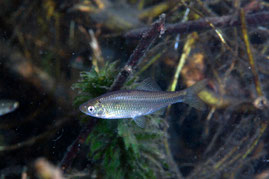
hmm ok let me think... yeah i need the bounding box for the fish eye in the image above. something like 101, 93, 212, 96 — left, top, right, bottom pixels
88, 106, 95, 113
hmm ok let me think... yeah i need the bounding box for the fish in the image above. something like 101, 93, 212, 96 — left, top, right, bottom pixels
79, 79, 207, 127
0, 100, 19, 116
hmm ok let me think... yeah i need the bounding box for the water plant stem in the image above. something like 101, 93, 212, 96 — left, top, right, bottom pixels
240, 9, 263, 97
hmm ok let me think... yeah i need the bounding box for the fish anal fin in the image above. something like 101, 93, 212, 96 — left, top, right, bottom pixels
133, 116, 146, 128
136, 78, 162, 91
152, 106, 166, 116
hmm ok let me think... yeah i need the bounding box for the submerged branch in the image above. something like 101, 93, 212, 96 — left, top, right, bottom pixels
125, 11, 269, 39
110, 13, 166, 91
240, 9, 264, 97
60, 120, 95, 172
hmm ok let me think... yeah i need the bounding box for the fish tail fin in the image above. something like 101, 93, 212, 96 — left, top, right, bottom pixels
183, 80, 208, 111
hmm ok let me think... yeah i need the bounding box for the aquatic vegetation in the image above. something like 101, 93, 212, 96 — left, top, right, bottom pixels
72, 63, 172, 178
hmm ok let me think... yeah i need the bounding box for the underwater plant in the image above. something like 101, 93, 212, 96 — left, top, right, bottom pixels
72, 62, 172, 178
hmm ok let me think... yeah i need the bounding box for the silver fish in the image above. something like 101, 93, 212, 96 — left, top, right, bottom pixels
80, 79, 207, 127
0, 100, 19, 116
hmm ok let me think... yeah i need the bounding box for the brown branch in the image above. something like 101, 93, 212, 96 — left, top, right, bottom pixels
125, 11, 269, 39
60, 120, 95, 172
110, 13, 166, 91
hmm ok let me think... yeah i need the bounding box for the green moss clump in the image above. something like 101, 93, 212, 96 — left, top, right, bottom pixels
72, 62, 171, 178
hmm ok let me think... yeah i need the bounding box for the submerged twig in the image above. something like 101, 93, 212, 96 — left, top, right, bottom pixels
239, 10, 268, 171
240, 9, 263, 97
88, 29, 105, 70
110, 13, 166, 91
125, 11, 269, 39
60, 120, 95, 172
242, 122, 267, 159
78, 26, 105, 72
169, 33, 197, 91
189, 115, 265, 178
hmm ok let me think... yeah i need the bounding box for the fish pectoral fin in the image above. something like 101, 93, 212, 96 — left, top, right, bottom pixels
136, 78, 162, 91
133, 116, 146, 128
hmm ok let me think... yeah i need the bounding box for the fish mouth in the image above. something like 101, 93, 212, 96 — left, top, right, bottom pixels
79, 103, 96, 117
79, 104, 88, 114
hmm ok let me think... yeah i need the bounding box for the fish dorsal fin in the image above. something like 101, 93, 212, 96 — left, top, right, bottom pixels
133, 117, 146, 128
136, 78, 162, 91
